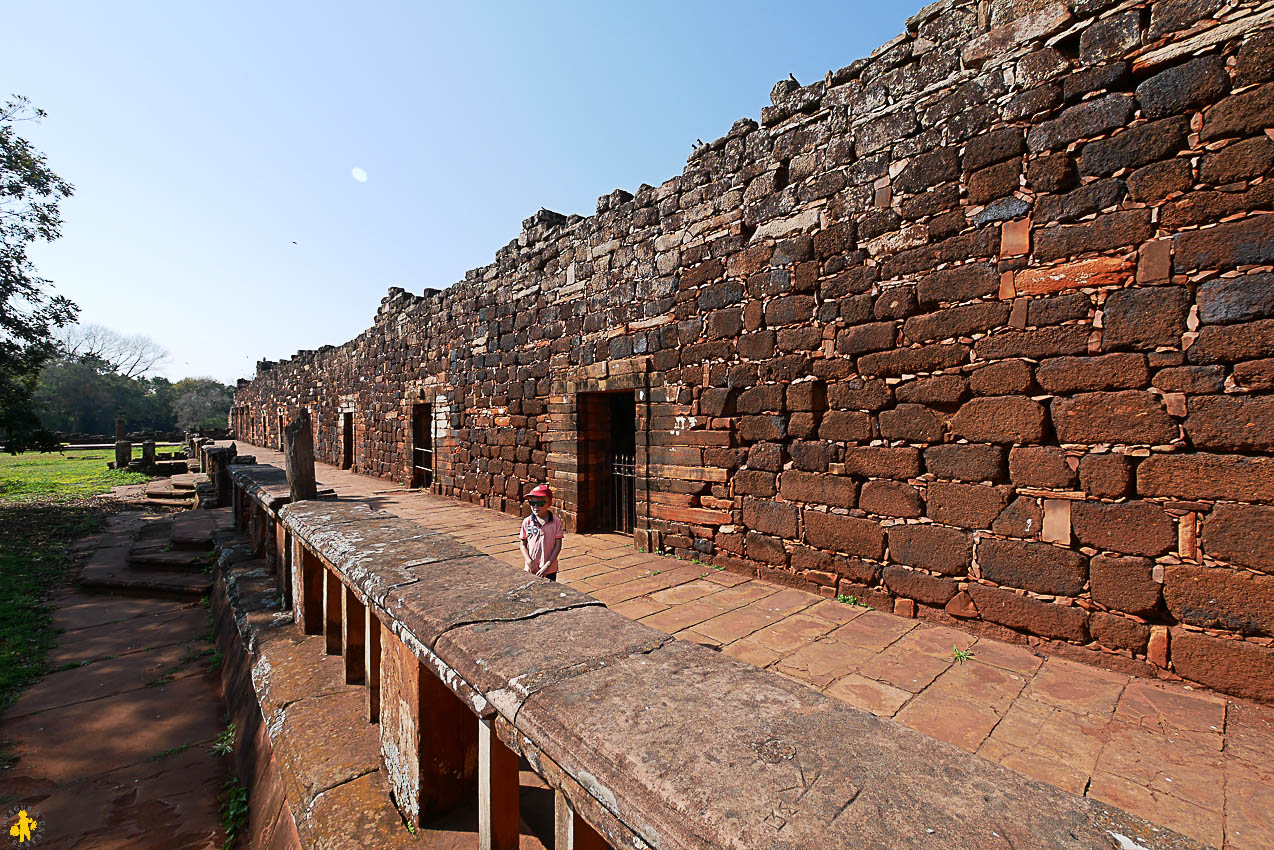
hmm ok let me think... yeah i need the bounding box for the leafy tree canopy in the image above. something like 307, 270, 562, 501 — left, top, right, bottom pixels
1, 95, 76, 453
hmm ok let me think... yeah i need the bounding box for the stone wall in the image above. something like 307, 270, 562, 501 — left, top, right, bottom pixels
233, 0, 1274, 702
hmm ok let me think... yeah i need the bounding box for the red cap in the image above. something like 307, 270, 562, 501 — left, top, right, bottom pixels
526, 484, 552, 500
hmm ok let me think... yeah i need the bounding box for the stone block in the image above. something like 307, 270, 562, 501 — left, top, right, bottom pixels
1088, 611, 1149, 654
1138, 453, 1274, 501
1102, 286, 1189, 351
859, 480, 924, 518
926, 482, 1012, 529
819, 410, 873, 442
886, 523, 973, 576
966, 584, 1087, 642
1051, 391, 1176, 445
1184, 395, 1274, 452
1078, 453, 1134, 499
923, 444, 1006, 482
1090, 554, 1160, 616
841, 446, 922, 479
780, 471, 858, 509
1196, 272, 1274, 325
1174, 214, 1274, 272
1009, 446, 1076, 489
803, 510, 885, 559
1199, 82, 1274, 142
1202, 503, 1274, 573
742, 499, 799, 539
882, 565, 958, 606
1071, 501, 1176, 558
1169, 629, 1274, 703
978, 538, 1088, 596
1136, 55, 1229, 119
1035, 353, 1148, 394
1013, 257, 1129, 297
948, 396, 1047, 444
1164, 564, 1274, 636
879, 404, 946, 443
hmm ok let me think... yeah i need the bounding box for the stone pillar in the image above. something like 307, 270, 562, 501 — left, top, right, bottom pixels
379, 623, 478, 828
479, 718, 521, 850
283, 410, 318, 503
114, 441, 131, 470
554, 790, 606, 850
342, 586, 366, 685
297, 544, 325, 635
114, 417, 126, 441
324, 569, 342, 656
365, 612, 382, 722
141, 440, 155, 468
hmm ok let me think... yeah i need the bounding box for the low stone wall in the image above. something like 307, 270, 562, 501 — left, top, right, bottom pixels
233, 1, 1274, 701
218, 462, 1211, 849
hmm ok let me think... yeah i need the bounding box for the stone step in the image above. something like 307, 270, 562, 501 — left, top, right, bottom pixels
144, 498, 196, 510
129, 540, 214, 572
79, 546, 212, 600
143, 481, 194, 500
170, 511, 218, 549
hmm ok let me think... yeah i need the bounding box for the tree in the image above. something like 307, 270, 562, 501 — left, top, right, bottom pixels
172, 378, 233, 431
1, 95, 76, 452
57, 323, 169, 378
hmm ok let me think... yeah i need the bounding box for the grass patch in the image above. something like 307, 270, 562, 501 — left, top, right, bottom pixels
0, 449, 148, 503
146, 743, 191, 762
0, 497, 126, 712
952, 645, 975, 664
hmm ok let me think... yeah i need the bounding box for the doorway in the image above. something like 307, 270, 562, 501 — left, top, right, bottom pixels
578, 391, 637, 534
278, 414, 285, 451
342, 412, 353, 470
411, 403, 433, 488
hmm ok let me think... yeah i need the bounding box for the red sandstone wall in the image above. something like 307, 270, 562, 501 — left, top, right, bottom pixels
234, 0, 1274, 702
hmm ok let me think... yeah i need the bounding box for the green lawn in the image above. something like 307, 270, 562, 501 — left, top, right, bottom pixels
0, 449, 150, 503
0, 450, 150, 711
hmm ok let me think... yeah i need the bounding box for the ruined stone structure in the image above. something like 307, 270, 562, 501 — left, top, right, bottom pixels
234, 0, 1274, 703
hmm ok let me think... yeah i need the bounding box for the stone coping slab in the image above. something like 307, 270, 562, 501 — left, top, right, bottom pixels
516, 638, 1206, 850
267, 465, 1208, 850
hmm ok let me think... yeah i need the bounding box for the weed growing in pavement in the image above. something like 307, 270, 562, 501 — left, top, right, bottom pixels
952, 646, 975, 664
212, 722, 236, 756
218, 776, 249, 849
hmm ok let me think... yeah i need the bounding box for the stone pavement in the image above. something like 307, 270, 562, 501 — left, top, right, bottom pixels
0, 513, 227, 849
242, 443, 1274, 850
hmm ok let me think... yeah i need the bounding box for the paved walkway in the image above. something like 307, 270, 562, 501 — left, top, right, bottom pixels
244, 443, 1273, 850
0, 511, 227, 849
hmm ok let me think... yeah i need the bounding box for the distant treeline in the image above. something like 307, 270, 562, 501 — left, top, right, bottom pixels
35, 356, 233, 434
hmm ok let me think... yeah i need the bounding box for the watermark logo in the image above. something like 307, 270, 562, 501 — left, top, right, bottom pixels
5, 807, 43, 845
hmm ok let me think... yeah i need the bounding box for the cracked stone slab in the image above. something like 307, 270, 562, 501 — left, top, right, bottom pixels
272, 689, 382, 817
281, 500, 401, 540
435, 605, 672, 720
381, 555, 601, 650
299, 769, 418, 849
517, 639, 1209, 850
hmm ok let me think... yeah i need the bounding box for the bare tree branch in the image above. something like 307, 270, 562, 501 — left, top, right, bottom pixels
57, 323, 170, 378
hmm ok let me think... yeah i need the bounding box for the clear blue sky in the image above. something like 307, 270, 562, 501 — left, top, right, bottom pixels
5, 1, 923, 384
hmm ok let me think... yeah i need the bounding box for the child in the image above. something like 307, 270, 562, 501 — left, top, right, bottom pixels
519, 483, 564, 581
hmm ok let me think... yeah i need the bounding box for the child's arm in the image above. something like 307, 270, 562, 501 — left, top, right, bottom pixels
540, 532, 564, 575
519, 538, 533, 571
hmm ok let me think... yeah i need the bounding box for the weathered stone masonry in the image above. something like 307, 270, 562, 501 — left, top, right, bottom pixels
235, 0, 1274, 703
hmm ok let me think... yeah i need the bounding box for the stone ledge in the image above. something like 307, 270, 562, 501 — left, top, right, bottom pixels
269, 464, 1211, 850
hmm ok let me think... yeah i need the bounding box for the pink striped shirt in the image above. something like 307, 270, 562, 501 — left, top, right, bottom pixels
520, 512, 564, 576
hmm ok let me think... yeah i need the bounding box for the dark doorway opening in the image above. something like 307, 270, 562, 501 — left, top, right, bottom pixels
278, 414, 285, 450
578, 391, 637, 534
412, 403, 433, 488
342, 412, 353, 470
